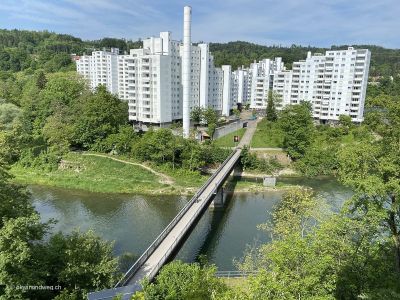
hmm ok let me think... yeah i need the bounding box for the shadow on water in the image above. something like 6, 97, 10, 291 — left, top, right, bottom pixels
194, 175, 240, 263
29, 175, 353, 270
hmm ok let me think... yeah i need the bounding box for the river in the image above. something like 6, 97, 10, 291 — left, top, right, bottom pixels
30, 177, 352, 271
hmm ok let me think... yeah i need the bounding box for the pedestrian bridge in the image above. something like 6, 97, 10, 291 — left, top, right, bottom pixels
88, 121, 257, 300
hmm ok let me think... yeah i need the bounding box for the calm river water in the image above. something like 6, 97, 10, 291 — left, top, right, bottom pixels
30, 177, 352, 271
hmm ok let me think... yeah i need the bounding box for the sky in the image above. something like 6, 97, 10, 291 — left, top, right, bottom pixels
0, 0, 399, 48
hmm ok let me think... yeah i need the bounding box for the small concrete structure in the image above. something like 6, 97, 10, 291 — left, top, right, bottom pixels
263, 176, 276, 187
211, 188, 226, 208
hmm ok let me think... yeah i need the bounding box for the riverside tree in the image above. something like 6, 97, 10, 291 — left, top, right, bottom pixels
265, 90, 278, 122
0, 163, 119, 299
337, 93, 400, 274
278, 102, 314, 160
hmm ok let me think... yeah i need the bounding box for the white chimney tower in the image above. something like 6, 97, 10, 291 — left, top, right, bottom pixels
182, 6, 191, 138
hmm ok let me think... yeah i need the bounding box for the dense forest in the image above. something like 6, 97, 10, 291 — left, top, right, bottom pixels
0, 29, 400, 76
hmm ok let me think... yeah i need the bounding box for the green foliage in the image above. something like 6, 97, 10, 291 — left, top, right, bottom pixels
232, 108, 241, 118
0, 98, 21, 130
132, 128, 223, 171
93, 124, 137, 154
240, 146, 282, 174
0, 214, 49, 299
190, 106, 203, 124
278, 102, 314, 160
72, 85, 128, 149
237, 188, 400, 299
265, 91, 278, 122
0, 163, 119, 299
42, 230, 119, 298
213, 128, 246, 148
210, 41, 400, 77
0, 29, 143, 73
0, 162, 34, 227
251, 119, 284, 148
141, 261, 227, 300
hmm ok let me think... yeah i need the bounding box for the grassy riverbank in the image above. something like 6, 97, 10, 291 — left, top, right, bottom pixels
10, 152, 206, 195
214, 128, 246, 148
225, 177, 303, 193
251, 119, 284, 148
10, 152, 299, 195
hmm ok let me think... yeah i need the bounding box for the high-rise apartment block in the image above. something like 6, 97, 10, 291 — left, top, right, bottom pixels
76, 8, 370, 125
239, 48, 370, 123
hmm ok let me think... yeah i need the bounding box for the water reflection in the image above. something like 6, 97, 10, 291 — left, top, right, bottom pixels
30, 177, 352, 270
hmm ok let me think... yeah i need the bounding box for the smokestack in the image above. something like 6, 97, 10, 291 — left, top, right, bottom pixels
182, 6, 191, 138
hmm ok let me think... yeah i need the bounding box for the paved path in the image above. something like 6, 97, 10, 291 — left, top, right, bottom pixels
125, 121, 259, 285
250, 147, 284, 151
82, 153, 174, 185
88, 121, 258, 300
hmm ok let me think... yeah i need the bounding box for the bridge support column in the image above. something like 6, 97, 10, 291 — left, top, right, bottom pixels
211, 187, 226, 208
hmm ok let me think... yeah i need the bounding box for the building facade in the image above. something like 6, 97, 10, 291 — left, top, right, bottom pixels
236, 47, 371, 123
76, 32, 237, 127
77, 43, 370, 124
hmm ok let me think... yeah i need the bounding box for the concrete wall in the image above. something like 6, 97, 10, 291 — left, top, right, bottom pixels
213, 120, 244, 139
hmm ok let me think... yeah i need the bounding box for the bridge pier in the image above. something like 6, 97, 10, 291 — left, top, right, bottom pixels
211, 187, 227, 208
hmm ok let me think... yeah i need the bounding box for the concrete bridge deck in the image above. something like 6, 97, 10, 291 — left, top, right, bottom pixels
88, 120, 258, 300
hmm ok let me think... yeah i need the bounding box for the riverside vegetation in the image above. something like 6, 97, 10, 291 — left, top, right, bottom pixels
1, 29, 400, 299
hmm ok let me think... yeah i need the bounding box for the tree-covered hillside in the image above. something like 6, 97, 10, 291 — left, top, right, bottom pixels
210, 41, 400, 77
0, 29, 142, 73
1, 29, 399, 76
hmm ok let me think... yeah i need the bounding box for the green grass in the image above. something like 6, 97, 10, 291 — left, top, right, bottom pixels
222, 277, 249, 288
214, 128, 246, 148
10, 152, 169, 194
10, 152, 208, 195
251, 119, 284, 148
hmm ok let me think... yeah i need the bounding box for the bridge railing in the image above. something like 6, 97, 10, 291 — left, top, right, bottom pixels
146, 149, 242, 280
215, 270, 259, 278
115, 149, 240, 287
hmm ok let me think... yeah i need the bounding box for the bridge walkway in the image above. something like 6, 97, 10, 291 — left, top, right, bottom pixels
88, 120, 258, 300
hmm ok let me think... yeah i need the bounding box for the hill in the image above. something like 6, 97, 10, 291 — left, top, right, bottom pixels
0, 29, 399, 76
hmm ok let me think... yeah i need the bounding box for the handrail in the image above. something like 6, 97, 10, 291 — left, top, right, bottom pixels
115, 149, 240, 287
146, 149, 242, 280
215, 270, 259, 278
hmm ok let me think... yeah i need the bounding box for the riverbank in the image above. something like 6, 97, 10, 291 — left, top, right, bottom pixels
10, 152, 206, 195
225, 178, 304, 194
10, 151, 301, 196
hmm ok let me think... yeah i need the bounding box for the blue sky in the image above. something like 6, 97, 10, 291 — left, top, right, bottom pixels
0, 0, 399, 48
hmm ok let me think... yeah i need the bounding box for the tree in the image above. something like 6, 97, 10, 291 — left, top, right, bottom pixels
140, 261, 226, 300
232, 108, 241, 119
0, 215, 49, 299
35, 70, 47, 89
279, 102, 314, 160
72, 85, 128, 149
337, 93, 400, 273
0, 99, 21, 130
338, 114, 352, 128
190, 106, 203, 125
237, 188, 400, 299
203, 108, 219, 139
44, 230, 119, 298
265, 90, 278, 122
0, 162, 34, 225
0, 163, 119, 299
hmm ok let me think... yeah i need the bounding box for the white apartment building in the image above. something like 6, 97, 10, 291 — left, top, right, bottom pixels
77, 41, 370, 125
76, 48, 119, 94
238, 47, 370, 122
248, 58, 284, 109
76, 32, 237, 126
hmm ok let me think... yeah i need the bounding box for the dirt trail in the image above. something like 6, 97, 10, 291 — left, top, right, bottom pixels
82, 153, 175, 185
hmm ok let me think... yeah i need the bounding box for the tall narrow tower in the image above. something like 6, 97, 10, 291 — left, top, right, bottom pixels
182, 6, 191, 138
